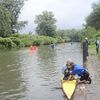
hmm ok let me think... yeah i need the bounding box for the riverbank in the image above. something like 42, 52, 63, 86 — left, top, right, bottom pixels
0, 34, 64, 49
85, 48, 100, 100
74, 47, 100, 100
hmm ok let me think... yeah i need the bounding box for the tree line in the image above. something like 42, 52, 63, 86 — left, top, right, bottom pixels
0, 0, 28, 37
0, 0, 100, 48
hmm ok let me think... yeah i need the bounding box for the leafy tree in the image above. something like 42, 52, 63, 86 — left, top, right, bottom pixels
82, 27, 96, 38
0, 6, 11, 37
56, 29, 82, 42
34, 11, 56, 37
85, 1, 100, 29
82, 26, 97, 44
67, 29, 82, 42
15, 21, 28, 32
0, 0, 27, 33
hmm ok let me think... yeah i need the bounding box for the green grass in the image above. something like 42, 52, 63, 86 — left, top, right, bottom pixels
89, 44, 100, 59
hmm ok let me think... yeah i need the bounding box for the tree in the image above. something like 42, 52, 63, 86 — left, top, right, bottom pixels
0, 6, 12, 37
34, 11, 56, 37
82, 26, 97, 44
85, 1, 100, 29
0, 0, 27, 34
66, 29, 82, 42
15, 21, 28, 32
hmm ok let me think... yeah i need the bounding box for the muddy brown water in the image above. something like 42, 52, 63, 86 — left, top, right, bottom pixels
0, 43, 100, 100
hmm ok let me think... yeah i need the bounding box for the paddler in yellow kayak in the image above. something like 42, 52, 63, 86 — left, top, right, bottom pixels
62, 58, 91, 84
62, 59, 73, 80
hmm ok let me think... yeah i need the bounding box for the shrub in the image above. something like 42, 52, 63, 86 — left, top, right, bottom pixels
10, 37, 23, 47
4, 38, 13, 48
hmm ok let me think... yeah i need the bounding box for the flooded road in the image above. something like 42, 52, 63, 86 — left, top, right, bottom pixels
0, 43, 83, 100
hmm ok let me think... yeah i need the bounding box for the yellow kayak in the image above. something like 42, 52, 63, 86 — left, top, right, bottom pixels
61, 79, 77, 100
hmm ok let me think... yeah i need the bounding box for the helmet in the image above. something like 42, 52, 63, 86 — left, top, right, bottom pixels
66, 58, 73, 65
85, 37, 88, 40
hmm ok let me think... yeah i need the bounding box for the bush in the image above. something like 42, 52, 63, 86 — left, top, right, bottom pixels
10, 37, 23, 47
55, 36, 63, 43
21, 38, 33, 47
10, 33, 21, 37
0, 37, 5, 46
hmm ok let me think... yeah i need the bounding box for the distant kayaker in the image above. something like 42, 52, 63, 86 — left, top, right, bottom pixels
62, 59, 91, 84
50, 43, 55, 48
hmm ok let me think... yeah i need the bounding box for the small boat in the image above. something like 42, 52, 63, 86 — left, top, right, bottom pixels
61, 78, 77, 100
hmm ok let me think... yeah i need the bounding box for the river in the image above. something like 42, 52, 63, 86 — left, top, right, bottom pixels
0, 43, 82, 100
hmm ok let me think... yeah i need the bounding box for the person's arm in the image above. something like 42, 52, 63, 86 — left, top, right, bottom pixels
64, 69, 67, 75
62, 65, 67, 74
67, 70, 74, 80
67, 74, 73, 80
67, 74, 76, 80
67, 69, 76, 80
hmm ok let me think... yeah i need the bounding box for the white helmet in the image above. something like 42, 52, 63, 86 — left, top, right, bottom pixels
66, 58, 73, 65
85, 37, 88, 40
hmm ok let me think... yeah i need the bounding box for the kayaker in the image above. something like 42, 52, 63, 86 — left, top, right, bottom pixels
63, 59, 92, 84
62, 59, 73, 80
50, 43, 55, 48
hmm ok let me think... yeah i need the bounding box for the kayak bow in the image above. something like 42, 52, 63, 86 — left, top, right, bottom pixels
61, 78, 77, 100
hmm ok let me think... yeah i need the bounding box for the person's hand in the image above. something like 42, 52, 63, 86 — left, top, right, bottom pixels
67, 75, 73, 80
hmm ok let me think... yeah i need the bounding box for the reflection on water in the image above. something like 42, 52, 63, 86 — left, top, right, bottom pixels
0, 43, 82, 100
0, 50, 26, 100
37, 45, 57, 79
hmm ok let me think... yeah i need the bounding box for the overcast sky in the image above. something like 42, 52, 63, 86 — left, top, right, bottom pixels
19, 0, 97, 33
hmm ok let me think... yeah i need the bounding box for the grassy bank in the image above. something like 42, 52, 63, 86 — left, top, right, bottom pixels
89, 44, 100, 59
0, 34, 64, 49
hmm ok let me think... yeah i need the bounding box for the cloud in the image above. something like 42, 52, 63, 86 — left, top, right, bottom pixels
19, 0, 97, 33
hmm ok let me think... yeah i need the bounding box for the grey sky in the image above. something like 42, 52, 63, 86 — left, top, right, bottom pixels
19, 0, 97, 33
